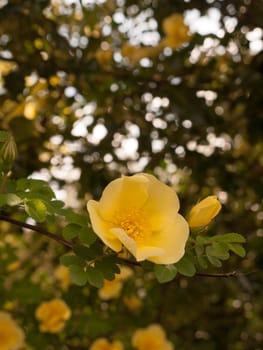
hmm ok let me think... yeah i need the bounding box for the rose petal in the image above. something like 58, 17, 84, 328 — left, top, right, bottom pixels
87, 200, 122, 252
98, 174, 149, 220
146, 214, 189, 264
142, 174, 180, 229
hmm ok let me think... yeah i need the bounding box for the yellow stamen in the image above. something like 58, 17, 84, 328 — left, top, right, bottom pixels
113, 208, 150, 242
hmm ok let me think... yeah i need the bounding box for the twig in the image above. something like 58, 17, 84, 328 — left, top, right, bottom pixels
0, 213, 73, 249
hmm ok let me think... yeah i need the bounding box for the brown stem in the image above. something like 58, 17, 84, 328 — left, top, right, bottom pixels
0, 213, 74, 249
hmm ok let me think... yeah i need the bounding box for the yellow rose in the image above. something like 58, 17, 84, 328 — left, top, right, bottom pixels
35, 299, 71, 333
54, 265, 71, 291
0, 311, 25, 350
121, 43, 161, 64
95, 49, 113, 67
98, 266, 133, 300
161, 13, 191, 49
123, 294, 142, 311
90, 338, 124, 350
132, 324, 174, 350
188, 196, 222, 228
87, 173, 189, 264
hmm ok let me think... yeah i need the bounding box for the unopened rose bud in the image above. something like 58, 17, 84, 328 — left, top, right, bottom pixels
1, 135, 17, 164
188, 196, 222, 228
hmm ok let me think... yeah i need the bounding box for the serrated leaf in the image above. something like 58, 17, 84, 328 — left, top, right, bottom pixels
197, 255, 209, 269
211, 242, 230, 260
73, 244, 96, 260
154, 264, 177, 283
24, 199, 47, 222
195, 243, 204, 256
63, 223, 81, 240
95, 257, 120, 280
175, 256, 196, 277
228, 243, 246, 257
207, 254, 222, 267
86, 266, 104, 288
0, 193, 22, 207
64, 211, 87, 226
69, 265, 89, 286
60, 254, 85, 267
213, 233, 246, 243
196, 236, 209, 245
79, 226, 97, 246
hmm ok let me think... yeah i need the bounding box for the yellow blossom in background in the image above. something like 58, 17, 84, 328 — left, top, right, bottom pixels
188, 196, 222, 228
54, 265, 71, 291
87, 173, 189, 264
98, 266, 133, 300
123, 294, 142, 311
121, 43, 161, 65
0, 60, 16, 76
0, 311, 25, 350
161, 13, 191, 49
132, 324, 174, 350
6, 261, 21, 272
90, 338, 124, 350
95, 49, 113, 67
35, 299, 71, 333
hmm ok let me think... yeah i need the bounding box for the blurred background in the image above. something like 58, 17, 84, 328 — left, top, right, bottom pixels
0, 0, 262, 349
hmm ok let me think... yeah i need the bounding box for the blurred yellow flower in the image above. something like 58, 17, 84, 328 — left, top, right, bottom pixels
87, 173, 189, 264
132, 324, 174, 350
6, 261, 21, 272
123, 294, 142, 311
161, 13, 191, 49
35, 299, 71, 333
95, 49, 113, 67
188, 196, 222, 228
121, 43, 161, 64
54, 265, 71, 291
0, 311, 25, 350
98, 266, 133, 300
90, 338, 124, 350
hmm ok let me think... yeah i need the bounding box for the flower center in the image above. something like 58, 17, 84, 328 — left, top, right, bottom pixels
113, 208, 150, 242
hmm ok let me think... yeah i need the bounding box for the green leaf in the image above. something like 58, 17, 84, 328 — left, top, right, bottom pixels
175, 255, 196, 277
64, 211, 87, 226
211, 242, 230, 260
63, 223, 81, 240
24, 199, 47, 222
86, 266, 104, 288
16, 178, 29, 191
73, 244, 97, 260
79, 226, 97, 246
207, 254, 222, 267
197, 255, 209, 269
95, 257, 120, 281
195, 243, 204, 256
228, 243, 246, 257
0, 193, 22, 207
213, 233, 246, 243
60, 254, 85, 267
154, 264, 177, 283
69, 265, 89, 286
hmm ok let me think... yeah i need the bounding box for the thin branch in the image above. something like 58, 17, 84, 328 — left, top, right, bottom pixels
0, 213, 74, 249
195, 271, 239, 278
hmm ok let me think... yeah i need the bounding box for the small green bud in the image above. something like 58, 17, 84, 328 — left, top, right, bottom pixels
1, 135, 18, 164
